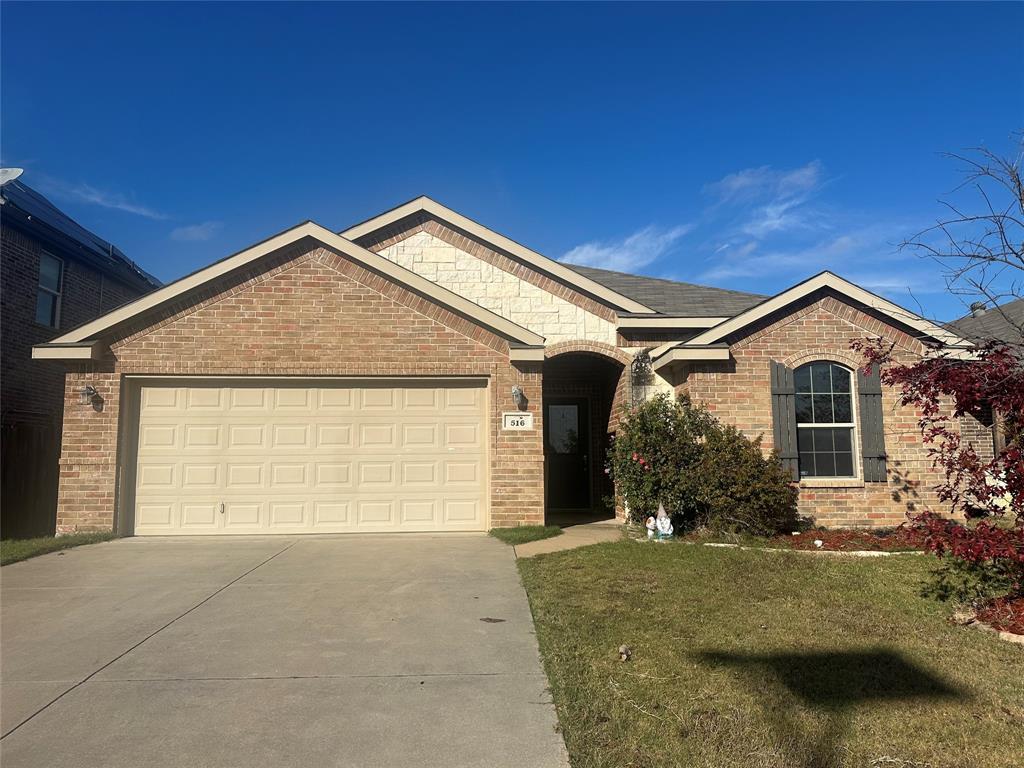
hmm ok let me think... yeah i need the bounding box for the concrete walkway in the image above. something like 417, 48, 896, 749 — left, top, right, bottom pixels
1, 535, 568, 768
515, 519, 623, 558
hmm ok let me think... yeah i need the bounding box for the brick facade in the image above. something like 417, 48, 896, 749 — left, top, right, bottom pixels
675, 295, 953, 527
1, 225, 141, 429
1, 224, 151, 537
48, 216, 968, 535
54, 243, 545, 533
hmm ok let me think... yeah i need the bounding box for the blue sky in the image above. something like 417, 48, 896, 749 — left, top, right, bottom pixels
3, 1, 1021, 320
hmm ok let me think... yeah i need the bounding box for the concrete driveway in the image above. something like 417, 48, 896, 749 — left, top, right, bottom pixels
1, 535, 567, 767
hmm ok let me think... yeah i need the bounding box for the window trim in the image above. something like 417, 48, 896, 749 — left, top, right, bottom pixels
794, 361, 860, 481
36, 251, 64, 329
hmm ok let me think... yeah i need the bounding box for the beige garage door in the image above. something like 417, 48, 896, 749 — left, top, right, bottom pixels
132, 380, 488, 535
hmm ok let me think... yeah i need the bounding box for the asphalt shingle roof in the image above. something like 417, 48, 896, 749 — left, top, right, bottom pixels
564, 263, 767, 317
950, 298, 1024, 345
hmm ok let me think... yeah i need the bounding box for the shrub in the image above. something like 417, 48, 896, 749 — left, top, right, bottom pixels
694, 424, 800, 536
607, 393, 714, 521
609, 394, 798, 535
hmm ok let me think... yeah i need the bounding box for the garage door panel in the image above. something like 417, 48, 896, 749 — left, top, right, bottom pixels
186, 388, 225, 410
182, 502, 220, 528
314, 462, 352, 488
358, 423, 396, 448
360, 388, 395, 409
140, 424, 178, 450
134, 381, 487, 535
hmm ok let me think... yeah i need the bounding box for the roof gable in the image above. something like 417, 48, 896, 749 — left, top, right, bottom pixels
685, 272, 971, 349
341, 196, 656, 314
34, 221, 544, 359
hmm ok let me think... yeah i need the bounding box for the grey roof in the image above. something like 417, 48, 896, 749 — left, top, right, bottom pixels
0, 177, 161, 290
950, 298, 1024, 345
564, 263, 767, 316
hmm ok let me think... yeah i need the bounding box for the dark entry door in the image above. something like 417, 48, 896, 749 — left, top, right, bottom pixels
545, 398, 590, 509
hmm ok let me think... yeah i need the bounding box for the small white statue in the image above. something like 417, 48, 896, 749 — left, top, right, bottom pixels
646, 503, 673, 541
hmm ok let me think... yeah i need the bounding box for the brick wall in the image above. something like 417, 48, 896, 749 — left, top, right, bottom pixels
676, 295, 952, 528
55, 243, 545, 533
1, 225, 142, 428
2, 224, 151, 537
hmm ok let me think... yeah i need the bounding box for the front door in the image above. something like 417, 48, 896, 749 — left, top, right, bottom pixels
544, 398, 590, 509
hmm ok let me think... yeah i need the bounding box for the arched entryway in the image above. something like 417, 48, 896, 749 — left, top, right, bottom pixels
543, 343, 630, 525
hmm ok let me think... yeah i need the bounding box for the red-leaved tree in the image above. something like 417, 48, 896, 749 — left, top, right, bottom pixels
854, 141, 1024, 601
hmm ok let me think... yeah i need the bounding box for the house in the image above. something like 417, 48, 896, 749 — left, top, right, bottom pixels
950, 297, 1024, 347
950, 297, 1024, 457
1, 173, 160, 537
33, 196, 977, 537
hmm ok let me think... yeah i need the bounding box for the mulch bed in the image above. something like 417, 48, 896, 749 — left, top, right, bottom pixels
771, 527, 924, 552
975, 596, 1024, 636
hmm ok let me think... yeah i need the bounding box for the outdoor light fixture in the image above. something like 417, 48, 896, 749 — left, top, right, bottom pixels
511, 385, 526, 410
631, 350, 652, 387
631, 349, 653, 404
79, 385, 98, 406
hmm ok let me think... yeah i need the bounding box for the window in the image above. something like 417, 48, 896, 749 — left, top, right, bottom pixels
35, 252, 63, 327
547, 404, 580, 454
794, 361, 856, 478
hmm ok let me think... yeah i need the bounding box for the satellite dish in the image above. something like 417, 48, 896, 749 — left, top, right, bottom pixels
0, 168, 25, 186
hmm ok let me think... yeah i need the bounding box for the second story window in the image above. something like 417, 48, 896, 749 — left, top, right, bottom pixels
36, 252, 64, 328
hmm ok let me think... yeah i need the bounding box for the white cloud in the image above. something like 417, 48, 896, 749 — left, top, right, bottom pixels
36, 176, 168, 220
171, 221, 222, 242
704, 160, 823, 203
561, 223, 693, 272
699, 226, 916, 285
705, 160, 826, 239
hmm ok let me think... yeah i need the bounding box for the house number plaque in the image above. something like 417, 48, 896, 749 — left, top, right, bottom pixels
502, 412, 534, 431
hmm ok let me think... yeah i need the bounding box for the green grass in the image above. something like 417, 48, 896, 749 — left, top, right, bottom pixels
519, 540, 1024, 768
489, 525, 564, 546
1, 532, 117, 566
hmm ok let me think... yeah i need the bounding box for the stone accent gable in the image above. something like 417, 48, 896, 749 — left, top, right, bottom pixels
112, 247, 509, 373
357, 214, 619, 322
373, 230, 618, 345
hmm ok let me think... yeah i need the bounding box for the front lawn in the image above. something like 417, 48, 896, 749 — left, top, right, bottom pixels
1, 532, 116, 566
519, 541, 1023, 768
490, 525, 563, 546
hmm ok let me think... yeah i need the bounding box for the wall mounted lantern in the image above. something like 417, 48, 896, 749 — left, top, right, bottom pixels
79, 385, 98, 406
631, 349, 653, 404
511, 385, 527, 410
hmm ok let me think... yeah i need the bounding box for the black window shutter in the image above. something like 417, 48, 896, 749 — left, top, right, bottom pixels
770, 360, 799, 481
857, 367, 888, 482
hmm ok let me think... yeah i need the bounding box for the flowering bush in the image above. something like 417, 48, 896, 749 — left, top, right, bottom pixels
608, 394, 713, 522
609, 394, 798, 535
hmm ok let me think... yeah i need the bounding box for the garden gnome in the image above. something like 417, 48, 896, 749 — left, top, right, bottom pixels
654, 503, 673, 541
645, 515, 657, 539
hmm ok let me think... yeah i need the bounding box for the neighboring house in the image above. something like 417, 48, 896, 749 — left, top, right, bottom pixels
34, 197, 974, 537
950, 297, 1024, 457
1, 174, 160, 538
950, 297, 1024, 347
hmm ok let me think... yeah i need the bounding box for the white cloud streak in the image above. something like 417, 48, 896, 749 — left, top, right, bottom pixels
561, 223, 694, 272
704, 160, 823, 203
170, 221, 222, 241
36, 176, 168, 220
